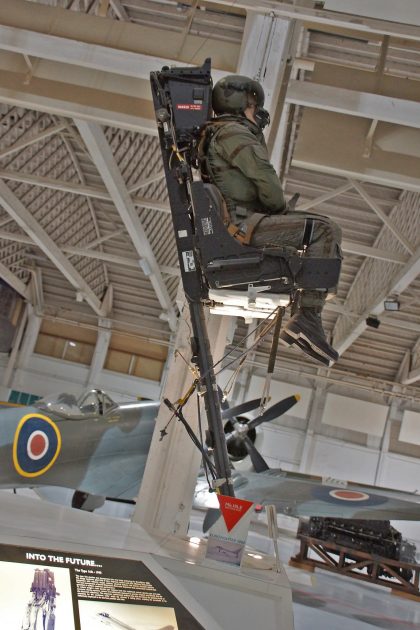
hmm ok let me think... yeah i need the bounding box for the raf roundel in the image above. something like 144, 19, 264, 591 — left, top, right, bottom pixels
311, 485, 387, 506
13, 413, 62, 478
328, 489, 370, 502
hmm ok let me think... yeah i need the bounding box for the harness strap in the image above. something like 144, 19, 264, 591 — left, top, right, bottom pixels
228, 142, 250, 161
226, 212, 266, 245
302, 218, 314, 249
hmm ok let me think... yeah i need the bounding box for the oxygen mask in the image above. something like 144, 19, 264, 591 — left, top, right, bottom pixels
254, 106, 270, 130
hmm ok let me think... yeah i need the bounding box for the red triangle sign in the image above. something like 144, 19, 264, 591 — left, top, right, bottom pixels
217, 495, 254, 532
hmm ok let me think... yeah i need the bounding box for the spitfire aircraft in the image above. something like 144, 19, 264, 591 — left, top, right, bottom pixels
2, 388, 420, 521
0, 389, 159, 506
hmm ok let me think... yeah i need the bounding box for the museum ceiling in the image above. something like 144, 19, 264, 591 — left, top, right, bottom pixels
0, 0, 419, 401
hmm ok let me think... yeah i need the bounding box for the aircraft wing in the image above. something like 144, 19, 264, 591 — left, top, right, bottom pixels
0, 399, 155, 501
232, 471, 420, 520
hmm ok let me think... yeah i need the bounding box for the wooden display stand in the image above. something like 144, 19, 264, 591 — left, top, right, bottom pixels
290, 533, 420, 599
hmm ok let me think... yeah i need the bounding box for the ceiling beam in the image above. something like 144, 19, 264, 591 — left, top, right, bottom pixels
0, 180, 106, 316
400, 334, 420, 385
296, 182, 353, 212
0, 227, 403, 269
204, 0, 420, 42
0, 169, 170, 212
286, 81, 420, 130
334, 245, 420, 356
350, 180, 415, 255
237, 12, 299, 175
0, 259, 30, 300
0, 69, 157, 134
0, 24, 228, 84
402, 365, 420, 386
0, 228, 179, 276
0, 123, 67, 160
74, 119, 178, 330
0, 170, 112, 200
341, 240, 407, 265
110, 0, 129, 21
0, 24, 169, 81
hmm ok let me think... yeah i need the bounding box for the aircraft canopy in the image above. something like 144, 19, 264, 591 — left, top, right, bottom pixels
35, 390, 116, 417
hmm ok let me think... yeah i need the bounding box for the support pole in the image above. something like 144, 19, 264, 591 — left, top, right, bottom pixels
189, 301, 234, 496
149, 61, 234, 498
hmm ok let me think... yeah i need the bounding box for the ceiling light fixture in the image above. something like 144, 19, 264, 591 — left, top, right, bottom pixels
384, 298, 400, 311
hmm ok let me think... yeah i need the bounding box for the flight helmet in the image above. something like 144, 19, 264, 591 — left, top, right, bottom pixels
212, 75, 270, 129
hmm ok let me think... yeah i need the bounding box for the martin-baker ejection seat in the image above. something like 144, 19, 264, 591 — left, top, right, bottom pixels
150, 58, 341, 320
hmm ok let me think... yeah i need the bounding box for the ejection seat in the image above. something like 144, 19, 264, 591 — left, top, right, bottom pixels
192, 182, 341, 319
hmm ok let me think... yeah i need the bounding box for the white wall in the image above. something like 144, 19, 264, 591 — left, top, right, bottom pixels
322, 393, 388, 437
3, 354, 161, 401
379, 453, 420, 494
260, 425, 304, 471
306, 435, 379, 484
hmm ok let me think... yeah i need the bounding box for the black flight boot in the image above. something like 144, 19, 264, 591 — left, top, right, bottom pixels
279, 291, 338, 367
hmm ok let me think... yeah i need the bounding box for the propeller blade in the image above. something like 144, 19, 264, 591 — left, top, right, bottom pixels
247, 395, 300, 431
243, 436, 270, 473
221, 398, 262, 420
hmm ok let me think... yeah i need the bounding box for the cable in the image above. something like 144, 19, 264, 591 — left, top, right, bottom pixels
197, 393, 213, 488
211, 305, 279, 373
163, 397, 217, 479
214, 314, 278, 377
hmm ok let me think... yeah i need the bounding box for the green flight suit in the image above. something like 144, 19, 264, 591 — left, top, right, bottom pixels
200, 115, 342, 266
201, 115, 285, 222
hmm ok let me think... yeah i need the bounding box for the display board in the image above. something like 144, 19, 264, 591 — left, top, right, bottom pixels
0, 543, 204, 630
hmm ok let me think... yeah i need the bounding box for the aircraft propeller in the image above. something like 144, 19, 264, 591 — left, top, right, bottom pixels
222, 394, 300, 464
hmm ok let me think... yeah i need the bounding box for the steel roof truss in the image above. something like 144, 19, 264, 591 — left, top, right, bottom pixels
0, 179, 106, 316
74, 118, 177, 330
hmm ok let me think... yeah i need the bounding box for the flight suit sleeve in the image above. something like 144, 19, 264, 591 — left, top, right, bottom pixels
216, 124, 286, 214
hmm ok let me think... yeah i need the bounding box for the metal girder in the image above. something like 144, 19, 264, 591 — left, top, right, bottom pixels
110, 0, 129, 21
0, 169, 171, 212
236, 12, 299, 174
86, 317, 112, 387
0, 228, 401, 270
0, 180, 106, 316
0, 170, 111, 200
0, 259, 30, 300
292, 109, 420, 193
286, 81, 420, 130
74, 119, 178, 330
0, 23, 228, 84
296, 182, 353, 212
0, 228, 179, 276
128, 173, 165, 194
350, 180, 415, 255
334, 246, 420, 356
324, 0, 420, 28
204, 0, 420, 42
0, 124, 67, 160
403, 365, 420, 385
0, 72, 156, 134
341, 241, 407, 265
0, 24, 169, 81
